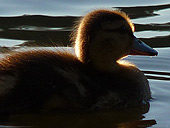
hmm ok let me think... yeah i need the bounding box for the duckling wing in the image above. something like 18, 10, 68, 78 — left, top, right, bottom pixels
0, 50, 85, 114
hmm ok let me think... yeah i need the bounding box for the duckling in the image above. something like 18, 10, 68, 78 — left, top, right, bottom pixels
0, 9, 158, 114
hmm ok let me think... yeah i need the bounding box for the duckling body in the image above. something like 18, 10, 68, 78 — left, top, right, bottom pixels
0, 50, 149, 114
0, 9, 157, 114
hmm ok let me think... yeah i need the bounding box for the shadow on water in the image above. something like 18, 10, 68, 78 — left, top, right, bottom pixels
0, 4, 169, 48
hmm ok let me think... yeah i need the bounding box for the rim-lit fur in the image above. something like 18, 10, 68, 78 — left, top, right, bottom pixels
72, 9, 134, 64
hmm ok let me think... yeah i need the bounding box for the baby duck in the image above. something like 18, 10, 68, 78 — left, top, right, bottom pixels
0, 9, 157, 114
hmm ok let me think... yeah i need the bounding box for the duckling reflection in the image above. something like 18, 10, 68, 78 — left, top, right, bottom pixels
8, 104, 154, 128
0, 9, 158, 114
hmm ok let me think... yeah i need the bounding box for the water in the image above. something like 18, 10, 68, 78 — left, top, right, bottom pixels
127, 48, 170, 128
0, 1, 170, 128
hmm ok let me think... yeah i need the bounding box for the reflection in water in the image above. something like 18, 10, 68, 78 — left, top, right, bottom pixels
0, 4, 170, 48
118, 120, 156, 128
1, 103, 154, 128
143, 70, 170, 81
117, 4, 170, 19
0, 16, 76, 47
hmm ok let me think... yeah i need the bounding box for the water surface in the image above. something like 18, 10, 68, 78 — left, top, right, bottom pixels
0, 1, 170, 128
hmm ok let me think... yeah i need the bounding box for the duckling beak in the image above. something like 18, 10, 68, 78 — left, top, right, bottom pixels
129, 36, 158, 56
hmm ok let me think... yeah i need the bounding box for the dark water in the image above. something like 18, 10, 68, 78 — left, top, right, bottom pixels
0, 1, 170, 128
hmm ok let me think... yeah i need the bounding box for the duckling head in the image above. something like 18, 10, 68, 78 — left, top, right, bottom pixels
73, 9, 158, 71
